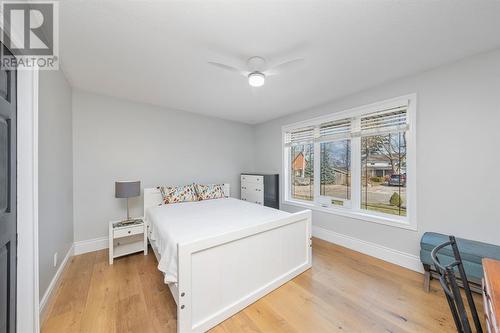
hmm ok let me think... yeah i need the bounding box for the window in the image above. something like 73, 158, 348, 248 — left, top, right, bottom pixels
287, 127, 314, 201
361, 132, 406, 216
320, 140, 351, 201
318, 119, 352, 206
283, 95, 416, 228
290, 143, 314, 201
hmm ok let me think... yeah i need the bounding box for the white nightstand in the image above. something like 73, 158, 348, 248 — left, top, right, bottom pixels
108, 218, 147, 265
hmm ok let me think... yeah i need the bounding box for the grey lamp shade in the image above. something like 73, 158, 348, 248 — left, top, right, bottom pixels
115, 181, 140, 198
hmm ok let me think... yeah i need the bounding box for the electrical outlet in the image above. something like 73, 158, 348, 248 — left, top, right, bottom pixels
53, 252, 58, 267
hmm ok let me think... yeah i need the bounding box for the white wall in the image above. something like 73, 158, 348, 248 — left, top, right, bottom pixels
72, 91, 255, 242
254, 49, 500, 258
38, 70, 74, 298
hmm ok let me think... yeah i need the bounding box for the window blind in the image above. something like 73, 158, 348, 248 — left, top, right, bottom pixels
317, 119, 351, 142
284, 126, 315, 146
285, 103, 409, 144
360, 106, 408, 135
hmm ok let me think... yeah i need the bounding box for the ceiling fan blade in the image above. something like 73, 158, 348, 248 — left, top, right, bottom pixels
208, 61, 244, 74
267, 58, 305, 75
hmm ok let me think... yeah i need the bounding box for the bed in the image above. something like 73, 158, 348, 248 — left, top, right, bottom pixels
143, 184, 312, 333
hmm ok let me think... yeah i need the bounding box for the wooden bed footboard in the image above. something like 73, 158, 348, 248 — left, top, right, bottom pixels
176, 210, 312, 333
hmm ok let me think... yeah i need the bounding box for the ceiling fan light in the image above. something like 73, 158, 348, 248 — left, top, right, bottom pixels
248, 72, 265, 87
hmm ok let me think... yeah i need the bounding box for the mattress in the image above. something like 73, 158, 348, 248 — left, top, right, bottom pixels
146, 197, 290, 283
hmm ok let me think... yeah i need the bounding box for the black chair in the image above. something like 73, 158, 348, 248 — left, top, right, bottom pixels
431, 235, 482, 333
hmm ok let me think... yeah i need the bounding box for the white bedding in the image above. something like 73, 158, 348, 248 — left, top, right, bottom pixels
146, 197, 290, 283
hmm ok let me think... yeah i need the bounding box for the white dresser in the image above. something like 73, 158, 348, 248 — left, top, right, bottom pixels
241, 173, 279, 208
241, 174, 264, 205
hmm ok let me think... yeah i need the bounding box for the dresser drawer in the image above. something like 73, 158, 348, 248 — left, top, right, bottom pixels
241, 189, 264, 205
241, 182, 263, 192
241, 174, 263, 184
114, 225, 144, 238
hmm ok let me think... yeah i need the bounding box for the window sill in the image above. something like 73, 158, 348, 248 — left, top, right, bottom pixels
282, 199, 417, 231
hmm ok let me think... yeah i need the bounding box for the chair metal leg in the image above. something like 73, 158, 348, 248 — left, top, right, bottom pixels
447, 267, 472, 333
444, 290, 464, 333
450, 236, 483, 333
431, 237, 483, 333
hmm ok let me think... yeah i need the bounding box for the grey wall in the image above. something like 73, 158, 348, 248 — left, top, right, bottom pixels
55, 47, 500, 265
254, 49, 500, 257
38, 70, 74, 298
72, 91, 255, 242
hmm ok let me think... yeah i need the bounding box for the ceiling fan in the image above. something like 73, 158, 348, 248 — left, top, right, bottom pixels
208, 56, 304, 87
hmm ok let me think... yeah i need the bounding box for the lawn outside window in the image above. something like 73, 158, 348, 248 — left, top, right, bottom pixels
282, 95, 417, 230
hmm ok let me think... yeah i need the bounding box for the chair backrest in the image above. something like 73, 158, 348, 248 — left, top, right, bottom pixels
431, 235, 482, 333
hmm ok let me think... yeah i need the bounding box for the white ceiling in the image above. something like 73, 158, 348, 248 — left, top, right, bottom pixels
60, 0, 500, 124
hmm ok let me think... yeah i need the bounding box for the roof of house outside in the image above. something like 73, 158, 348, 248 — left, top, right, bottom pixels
292, 152, 305, 170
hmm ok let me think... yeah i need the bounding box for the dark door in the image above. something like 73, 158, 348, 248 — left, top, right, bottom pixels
0, 43, 16, 333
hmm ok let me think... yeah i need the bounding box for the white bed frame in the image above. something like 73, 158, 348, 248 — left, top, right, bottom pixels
144, 184, 312, 333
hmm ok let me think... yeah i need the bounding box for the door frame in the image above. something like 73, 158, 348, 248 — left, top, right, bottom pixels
2, 14, 40, 332
17, 68, 39, 333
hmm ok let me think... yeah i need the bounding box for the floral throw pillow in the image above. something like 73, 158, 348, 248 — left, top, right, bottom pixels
158, 184, 198, 204
195, 184, 225, 201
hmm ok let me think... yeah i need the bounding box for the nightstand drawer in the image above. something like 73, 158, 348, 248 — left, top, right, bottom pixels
114, 225, 144, 238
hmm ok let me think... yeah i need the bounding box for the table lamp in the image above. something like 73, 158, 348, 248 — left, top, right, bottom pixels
115, 180, 140, 223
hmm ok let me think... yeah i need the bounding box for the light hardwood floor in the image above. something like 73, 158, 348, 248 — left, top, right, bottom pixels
42, 238, 484, 332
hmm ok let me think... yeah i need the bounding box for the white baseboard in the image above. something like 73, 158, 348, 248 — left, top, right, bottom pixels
39, 244, 74, 322
39, 236, 109, 322
312, 225, 423, 273
72, 229, 421, 273
74, 236, 108, 255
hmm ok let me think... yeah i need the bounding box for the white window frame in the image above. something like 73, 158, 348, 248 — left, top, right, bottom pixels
282, 94, 417, 231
